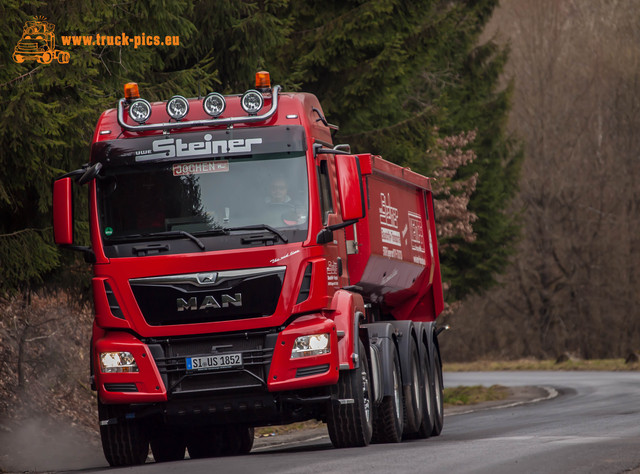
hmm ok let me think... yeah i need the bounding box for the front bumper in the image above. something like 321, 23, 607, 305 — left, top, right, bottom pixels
95, 313, 340, 404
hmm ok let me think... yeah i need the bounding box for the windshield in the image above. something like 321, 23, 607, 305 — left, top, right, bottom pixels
97, 153, 309, 251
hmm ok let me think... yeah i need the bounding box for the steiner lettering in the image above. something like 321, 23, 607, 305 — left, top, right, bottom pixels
136, 135, 263, 162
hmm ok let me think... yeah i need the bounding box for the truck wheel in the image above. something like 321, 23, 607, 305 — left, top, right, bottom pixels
327, 340, 373, 448
221, 426, 254, 455
430, 347, 444, 436
98, 400, 149, 466
186, 429, 223, 459
415, 340, 436, 438
402, 337, 423, 437
372, 344, 404, 443
150, 428, 186, 462
12, 53, 24, 63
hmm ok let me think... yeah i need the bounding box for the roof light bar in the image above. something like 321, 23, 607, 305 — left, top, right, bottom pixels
117, 85, 281, 132
166, 95, 189, 121
203, 92, 226, 117
241, 89, 264, 115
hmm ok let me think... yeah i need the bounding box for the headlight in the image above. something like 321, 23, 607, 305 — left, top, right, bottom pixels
166, 95, 189, 120
99, 352, 139, 373
240, 89, 264, 115
128, 99, 152, 123
291, 333, 330, 358
203, 92, 226, 117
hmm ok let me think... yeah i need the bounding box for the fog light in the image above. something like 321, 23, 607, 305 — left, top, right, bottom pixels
241, 90, 263, 115
291, 333, 330, 358
203, 92, 226, 117
128, 99, 151, 123
166, 95, 189, 120
99, 352, 139, 373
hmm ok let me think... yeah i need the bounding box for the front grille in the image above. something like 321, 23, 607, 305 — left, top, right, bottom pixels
147, 331, 277, 397
130, 267, 285, 326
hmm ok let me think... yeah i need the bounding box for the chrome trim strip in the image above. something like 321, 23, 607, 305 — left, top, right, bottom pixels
117, 85, 281, 132
129, 266, 286, 288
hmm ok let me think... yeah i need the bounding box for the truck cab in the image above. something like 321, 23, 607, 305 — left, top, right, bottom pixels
53, 72, 445, 465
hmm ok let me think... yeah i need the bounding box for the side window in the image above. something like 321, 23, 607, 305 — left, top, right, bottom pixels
317, 159, 334, 225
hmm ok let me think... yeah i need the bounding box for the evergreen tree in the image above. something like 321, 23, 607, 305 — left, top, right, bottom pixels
277, 0, 522, 299
0, 0, 290, 294
1, 0, 520, 301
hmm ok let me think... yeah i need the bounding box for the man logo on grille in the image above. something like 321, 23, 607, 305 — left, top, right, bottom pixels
176, 293, 243, 311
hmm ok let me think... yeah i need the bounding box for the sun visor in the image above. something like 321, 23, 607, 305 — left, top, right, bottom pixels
91, 125, 307, 166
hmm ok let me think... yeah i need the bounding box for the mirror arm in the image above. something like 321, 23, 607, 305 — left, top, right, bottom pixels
316, 219, 359, 245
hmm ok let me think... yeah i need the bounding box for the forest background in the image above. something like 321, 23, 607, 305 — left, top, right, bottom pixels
0, 0, 638, 446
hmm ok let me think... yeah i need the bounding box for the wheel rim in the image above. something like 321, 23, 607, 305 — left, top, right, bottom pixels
434, 363, 443, 416
362, 367, 371, 423
393, 364, 402, 417
424, 356, 433, 420
412, 358, 421, 414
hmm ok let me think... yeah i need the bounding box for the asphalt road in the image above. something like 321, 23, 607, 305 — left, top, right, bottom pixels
28, 371, 640, 473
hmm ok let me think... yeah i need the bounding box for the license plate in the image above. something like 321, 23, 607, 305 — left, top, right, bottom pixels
186, 353, 242, 371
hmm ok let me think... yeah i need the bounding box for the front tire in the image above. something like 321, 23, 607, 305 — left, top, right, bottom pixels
98, 400, 149, 466
327, 340, 373, 448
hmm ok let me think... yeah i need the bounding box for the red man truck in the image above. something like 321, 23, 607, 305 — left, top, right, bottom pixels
53, 72, 445, 466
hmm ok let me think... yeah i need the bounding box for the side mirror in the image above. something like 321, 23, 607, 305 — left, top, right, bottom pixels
335, 155, 365, 221
53, 177, 74, 245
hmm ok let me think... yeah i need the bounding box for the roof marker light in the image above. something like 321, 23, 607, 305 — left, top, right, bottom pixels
203, 92, 226, 117
166, 95, 189, 121
241, 90, 264, 115
128, 98, 152, 124
255, 71, 271, 92
124, 82, 140, 101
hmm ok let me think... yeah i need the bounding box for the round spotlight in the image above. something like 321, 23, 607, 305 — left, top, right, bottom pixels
203, 92, 226, 117
241, 89, 264, 115
166, 95, 189, 121
128, 98, 152, 124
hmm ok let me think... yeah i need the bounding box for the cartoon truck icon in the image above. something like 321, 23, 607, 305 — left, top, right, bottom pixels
13, 18, 70, 64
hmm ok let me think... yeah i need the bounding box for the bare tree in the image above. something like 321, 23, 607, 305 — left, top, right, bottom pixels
441, 0, 640, 360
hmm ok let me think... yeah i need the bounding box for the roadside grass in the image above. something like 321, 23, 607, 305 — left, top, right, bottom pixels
255, 358, 640, 438
255, 384, 511, 438
443, 358, 640, 372
444, 384, 509, 407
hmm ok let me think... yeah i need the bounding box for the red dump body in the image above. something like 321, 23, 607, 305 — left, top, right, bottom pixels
348, 155, 444, 322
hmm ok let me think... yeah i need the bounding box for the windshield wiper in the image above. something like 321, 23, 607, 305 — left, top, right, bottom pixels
149, 230, 206, 250
224, 224, 288, 243
110, 230, 206, 251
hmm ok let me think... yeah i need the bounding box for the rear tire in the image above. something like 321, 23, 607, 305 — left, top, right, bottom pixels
415, 340, 436, 438
402, 337, 423, 437
98, 400, 149, 466
186, 426, 253, 458
327, 340, 373, 448
224, 426, 254, 455
372, 344, 404, 443
150, 427, 186, 462
431, 347, 444, 436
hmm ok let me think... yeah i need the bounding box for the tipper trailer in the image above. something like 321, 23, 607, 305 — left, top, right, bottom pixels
53, 72, 446, 466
